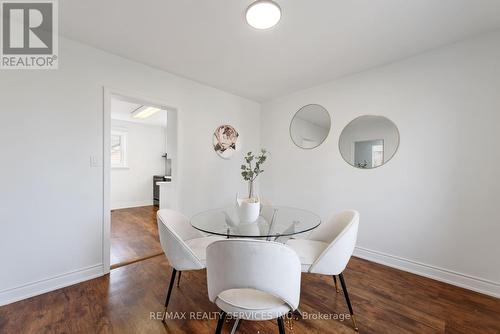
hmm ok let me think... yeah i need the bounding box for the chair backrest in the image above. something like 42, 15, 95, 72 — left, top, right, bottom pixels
206, 239, 301, 311
309, 210, 359, 275
157, 209, 205, 271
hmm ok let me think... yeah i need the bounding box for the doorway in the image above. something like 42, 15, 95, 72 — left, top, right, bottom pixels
103, 90, 178, 271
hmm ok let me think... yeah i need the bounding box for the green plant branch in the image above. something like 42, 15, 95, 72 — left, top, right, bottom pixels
241, 149, 268, 197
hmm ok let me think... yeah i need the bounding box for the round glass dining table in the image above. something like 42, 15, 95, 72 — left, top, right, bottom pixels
190, 205, 321, 239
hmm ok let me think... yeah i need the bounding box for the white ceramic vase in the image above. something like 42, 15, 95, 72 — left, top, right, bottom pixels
236, 197, 260, 223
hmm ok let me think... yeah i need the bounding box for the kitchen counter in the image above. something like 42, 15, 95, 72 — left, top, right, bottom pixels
158, 180, 175, 209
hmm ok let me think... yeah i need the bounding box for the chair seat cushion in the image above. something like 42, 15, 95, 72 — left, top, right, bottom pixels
185, 236, 222, 264
215, 288, 291, 321
286, 239, 328, 272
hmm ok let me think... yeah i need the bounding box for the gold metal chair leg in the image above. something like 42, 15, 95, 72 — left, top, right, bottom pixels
284, 311, 295, 331
351, 314, 359, 331
287, 316, 294, 330
333, 275, 340, 293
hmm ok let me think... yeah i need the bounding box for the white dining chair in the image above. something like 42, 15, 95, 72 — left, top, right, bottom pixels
286, 210, 360, 331
206, 239, 301, 334
157, 209, 222, 317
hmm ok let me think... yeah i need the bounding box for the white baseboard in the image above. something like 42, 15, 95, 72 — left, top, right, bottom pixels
111, 200, 153, 210
2, 249, 498, 307
0, 264, 104, 306
353, 246, 500, 299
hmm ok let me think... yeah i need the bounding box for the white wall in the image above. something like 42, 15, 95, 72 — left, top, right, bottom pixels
260, 31, 500, 297
2, 29, 500, 306
110, 119, 166, 209
0, 37, 260, 305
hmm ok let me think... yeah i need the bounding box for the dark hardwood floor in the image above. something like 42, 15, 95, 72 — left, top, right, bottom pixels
1, 255, 499, 333
110, 205, 163, 268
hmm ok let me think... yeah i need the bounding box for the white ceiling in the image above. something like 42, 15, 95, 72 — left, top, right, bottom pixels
60, 0, 500, 102
111, 98, 167, 127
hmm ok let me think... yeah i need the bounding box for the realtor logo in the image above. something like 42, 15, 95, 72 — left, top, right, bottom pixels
1, 0, 58, 69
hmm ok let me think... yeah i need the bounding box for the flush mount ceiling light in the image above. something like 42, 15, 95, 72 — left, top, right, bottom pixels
246, 0, 281, 30
131, 106, 163, 119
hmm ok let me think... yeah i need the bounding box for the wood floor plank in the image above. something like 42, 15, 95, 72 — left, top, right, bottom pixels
1, 207, 499, 333
110, 206, 163, 267
2, 255, 499, 333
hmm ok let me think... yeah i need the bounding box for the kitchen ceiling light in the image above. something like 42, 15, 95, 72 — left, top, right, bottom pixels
246, 0, 281, 30
131, 106, 162, 119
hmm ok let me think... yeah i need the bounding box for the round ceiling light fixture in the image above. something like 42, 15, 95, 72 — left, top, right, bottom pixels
246, 0, 281, 30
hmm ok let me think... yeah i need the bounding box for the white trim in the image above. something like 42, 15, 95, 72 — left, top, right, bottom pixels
103, 88, 112, 274
111, 201, 154, 210
110, 129, 128, 168
0, 264, 103, 306
353, 246, 500, 298
103, 87, 179, 274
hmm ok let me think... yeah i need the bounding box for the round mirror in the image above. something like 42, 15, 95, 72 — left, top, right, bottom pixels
339, 115, 399, 169
290, 104, 331, 149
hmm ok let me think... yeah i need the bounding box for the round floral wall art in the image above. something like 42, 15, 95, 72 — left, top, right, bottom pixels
213, 125, 239, 159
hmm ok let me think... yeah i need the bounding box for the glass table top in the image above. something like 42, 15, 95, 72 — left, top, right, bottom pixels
190, 205, 321, 238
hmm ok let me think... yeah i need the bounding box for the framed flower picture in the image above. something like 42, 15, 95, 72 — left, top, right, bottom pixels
213, 125, 239, 159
